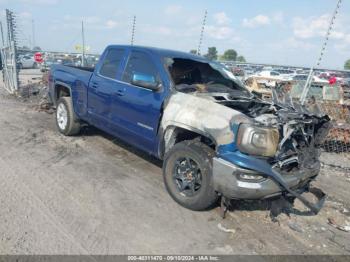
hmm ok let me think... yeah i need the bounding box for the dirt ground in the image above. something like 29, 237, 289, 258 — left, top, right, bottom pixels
0, 71, 349, 255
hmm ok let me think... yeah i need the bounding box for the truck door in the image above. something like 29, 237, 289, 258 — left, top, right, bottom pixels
87, 48, 125, 129
110, 50, 165, 154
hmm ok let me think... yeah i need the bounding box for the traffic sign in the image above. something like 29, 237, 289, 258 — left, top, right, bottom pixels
34, 52, 43, 63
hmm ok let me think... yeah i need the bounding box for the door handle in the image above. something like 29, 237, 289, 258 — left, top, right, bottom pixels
115, 89, 125, 96
91, 82, 99, 89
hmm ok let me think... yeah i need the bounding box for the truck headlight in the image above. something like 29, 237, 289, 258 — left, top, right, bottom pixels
237, 123, 279, 157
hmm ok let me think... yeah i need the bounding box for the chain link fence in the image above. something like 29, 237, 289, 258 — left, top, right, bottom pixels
289, 80, 350, 170
320, 103, 350, 154
0, 42, 18, 94
0, 9, 19, 94
289, 81, 350, 152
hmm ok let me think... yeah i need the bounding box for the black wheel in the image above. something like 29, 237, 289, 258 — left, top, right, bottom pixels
163, 140, 218, 211
56, 97, 81, 136
33, 62, 38, 69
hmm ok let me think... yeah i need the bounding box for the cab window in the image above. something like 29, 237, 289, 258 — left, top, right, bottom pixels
122, 51, 159, 84
99, 49, 124, 79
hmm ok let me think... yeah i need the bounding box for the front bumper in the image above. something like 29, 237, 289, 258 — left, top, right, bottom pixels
212, 151, 326, 214
213, 157, 319, 200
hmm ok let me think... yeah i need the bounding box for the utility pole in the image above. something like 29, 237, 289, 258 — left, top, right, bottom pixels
31, 19, 36, 49
131, 15, 136, 45
81, 20, 85, 66
197, 10, 207, 55
300, 0, 342, 105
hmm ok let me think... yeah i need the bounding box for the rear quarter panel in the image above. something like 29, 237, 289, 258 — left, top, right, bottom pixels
50, 64, 93, 120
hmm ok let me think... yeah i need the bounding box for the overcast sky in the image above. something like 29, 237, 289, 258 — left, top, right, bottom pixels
0, 0, 349, 69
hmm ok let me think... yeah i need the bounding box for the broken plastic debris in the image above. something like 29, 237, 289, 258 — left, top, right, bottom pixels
328, 217, 350, 232
287, 221, 304, 233
217, 223, 236, 234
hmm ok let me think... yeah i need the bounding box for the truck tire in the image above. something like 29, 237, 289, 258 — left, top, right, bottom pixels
56, 97, 81, 136
163, 140, 218, 211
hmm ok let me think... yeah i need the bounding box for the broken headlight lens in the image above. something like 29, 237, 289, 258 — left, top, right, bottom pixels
237, 123, 279, 157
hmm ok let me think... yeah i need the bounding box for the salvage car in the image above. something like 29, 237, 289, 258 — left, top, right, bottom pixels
48, 45, 330, 214
18, 54, 39, 69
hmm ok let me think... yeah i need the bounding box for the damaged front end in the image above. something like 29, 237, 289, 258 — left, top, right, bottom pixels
212, 91, 331, 214
162, 55, 330, 214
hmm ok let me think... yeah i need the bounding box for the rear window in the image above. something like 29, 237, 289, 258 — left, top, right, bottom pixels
99, 49, 124, 79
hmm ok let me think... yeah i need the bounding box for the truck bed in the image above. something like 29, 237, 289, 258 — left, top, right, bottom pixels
49, 64, 94, 110
65, 65, 95, 72
50, 64, 94, 83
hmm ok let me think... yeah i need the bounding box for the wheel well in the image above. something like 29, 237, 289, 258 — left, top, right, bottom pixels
162, 126, 216, 158
55, 84, 71, 102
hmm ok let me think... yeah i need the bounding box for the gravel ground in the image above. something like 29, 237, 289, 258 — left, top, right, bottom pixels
0, 72, 349, 255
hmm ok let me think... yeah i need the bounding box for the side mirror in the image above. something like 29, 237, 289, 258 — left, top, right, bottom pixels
131, 73, 160, 91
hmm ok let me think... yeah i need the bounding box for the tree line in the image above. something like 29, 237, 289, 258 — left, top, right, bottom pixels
190, 47, 246, 62
345, 59, 350, 70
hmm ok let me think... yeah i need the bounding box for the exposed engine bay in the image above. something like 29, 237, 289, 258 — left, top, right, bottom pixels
166, 57, 249, 93
203, 91, 330, 174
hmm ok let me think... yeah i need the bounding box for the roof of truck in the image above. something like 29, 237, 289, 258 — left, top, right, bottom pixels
106, 45, 208, 61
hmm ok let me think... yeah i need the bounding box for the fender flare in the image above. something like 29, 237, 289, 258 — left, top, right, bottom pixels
53, 81, 72, 106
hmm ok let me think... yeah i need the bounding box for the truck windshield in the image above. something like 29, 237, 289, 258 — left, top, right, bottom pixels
164, 57, 247, 94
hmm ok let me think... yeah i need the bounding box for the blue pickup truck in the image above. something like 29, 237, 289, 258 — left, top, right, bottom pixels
49, 45, 330, 214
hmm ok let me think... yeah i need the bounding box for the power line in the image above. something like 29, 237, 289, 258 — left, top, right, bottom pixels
131, 15, 136, 45
197, 10, 207, 55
